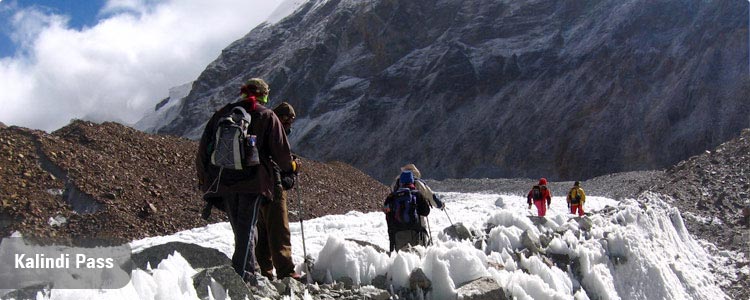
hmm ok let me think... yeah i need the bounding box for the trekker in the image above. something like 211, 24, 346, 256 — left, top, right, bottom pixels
196, 78, 296, 285
527, 178, 552, 217
392, 164, 445, 210
255, 102, 298, 280
384, 170, 431, 252
567, 181, 586, 216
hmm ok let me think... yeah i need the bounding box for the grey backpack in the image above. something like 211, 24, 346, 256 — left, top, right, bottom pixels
210, 106, 259, 170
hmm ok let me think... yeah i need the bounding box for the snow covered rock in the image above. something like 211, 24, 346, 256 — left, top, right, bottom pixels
193, 265, 252, 300
455, 277, 507, 300
358, 286, 391, 300
371, 274, 388, 290
272, 277, 305, 296
443, 222, 473, 241
408, 268, 431, 290
521, 230, 542, 253
575, 217, 594, 232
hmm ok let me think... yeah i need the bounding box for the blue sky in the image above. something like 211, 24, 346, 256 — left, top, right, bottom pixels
0, 1, 106, 57
0, 0, 286, 131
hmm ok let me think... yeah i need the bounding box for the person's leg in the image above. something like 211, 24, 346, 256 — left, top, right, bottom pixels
534, 200, 542, 216
394, 230, 417, 251
570, 204, 576, 214
255, 203, 274, 279
535, 200, 546, 217
267, 189, 295, 278
578, 205, 585, 216
225, 194, 263, 280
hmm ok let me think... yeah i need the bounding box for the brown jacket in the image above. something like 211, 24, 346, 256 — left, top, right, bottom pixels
196, 100, 293, 200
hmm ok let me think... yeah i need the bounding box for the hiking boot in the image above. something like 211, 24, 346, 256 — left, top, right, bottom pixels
243, 272, 258, 287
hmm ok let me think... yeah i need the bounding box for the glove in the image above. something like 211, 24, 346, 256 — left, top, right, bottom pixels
528, 204, 532, 209
281, 171, 296, 190
433, 195, 444, 210
291, 159, 300, 174
547, 200, 551, 206
567, 202, 570, 208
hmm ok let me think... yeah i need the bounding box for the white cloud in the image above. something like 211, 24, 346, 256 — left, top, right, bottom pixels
0, 0, 283, 131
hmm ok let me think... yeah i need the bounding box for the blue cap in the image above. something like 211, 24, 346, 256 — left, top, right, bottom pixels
400, 171, 414, 185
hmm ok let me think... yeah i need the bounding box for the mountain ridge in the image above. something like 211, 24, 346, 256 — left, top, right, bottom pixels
144, 0, 749, 184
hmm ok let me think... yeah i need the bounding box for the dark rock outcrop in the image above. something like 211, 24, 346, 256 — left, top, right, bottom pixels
148, 0, 749, 183
131, 241, 230, 270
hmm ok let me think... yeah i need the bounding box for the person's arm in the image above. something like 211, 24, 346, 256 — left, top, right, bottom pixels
546, 190, 552, 206
581, 188, 586, 204
527, 190, 533, 205
383, 195, 392, 213
416, 193, 430, 216
416, 180, 439, 208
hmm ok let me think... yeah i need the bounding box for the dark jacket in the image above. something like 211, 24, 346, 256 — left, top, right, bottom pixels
384, 185, 430, 231
196, 100, 294, 200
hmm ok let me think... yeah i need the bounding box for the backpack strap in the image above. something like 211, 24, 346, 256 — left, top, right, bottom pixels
232, 106, 252, 122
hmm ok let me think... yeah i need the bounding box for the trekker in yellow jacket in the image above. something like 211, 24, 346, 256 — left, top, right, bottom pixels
567, 181, 586, 216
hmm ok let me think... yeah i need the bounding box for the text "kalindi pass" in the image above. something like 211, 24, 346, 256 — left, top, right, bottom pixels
15, 253, 115, 269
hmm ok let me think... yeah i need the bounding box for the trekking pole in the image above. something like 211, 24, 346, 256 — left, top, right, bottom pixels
425, 217, 434, 246
295, 175, 312, 283
443, 207, 454, 226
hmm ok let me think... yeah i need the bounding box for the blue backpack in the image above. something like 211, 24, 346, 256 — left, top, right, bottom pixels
389, 188, 418, 227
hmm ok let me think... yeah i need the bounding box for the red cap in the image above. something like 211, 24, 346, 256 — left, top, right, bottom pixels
538, 178, 547, 186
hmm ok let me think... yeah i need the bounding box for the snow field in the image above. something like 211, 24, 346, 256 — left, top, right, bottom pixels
18, 190, 739, 300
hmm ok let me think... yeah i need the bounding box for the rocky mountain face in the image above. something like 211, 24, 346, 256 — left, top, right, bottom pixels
147, 0, 749, 183
0, 122, 388, 240
652, 128, 750, 251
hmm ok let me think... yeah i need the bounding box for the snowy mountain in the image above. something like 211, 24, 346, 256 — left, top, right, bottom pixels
7, 190, 745, 299
134, 82, 193, 133
141, 0, 750, 183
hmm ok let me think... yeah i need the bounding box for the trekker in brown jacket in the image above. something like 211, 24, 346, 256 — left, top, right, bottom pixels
256, 102, 299, 280
196, 78, 295, 285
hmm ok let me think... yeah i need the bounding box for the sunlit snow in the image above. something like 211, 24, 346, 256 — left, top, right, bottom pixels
8, 191, 741, 300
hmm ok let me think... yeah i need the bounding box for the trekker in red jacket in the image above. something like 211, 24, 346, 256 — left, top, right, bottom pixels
527, 178, 552, 217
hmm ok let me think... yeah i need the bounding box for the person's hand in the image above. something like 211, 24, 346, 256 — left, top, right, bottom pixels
291, 157, 301, 176
281, 171, 296, 190
433, 195, 445, 210
528, 204, 532, 209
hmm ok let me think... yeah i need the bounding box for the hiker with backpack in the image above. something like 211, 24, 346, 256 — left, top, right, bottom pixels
196, 78, 296, 285
567, 181, 586, 216
384, 170, 431, 252
255, 102, 299, 280
527, 178, 552, 217
392, 164, 445, 210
